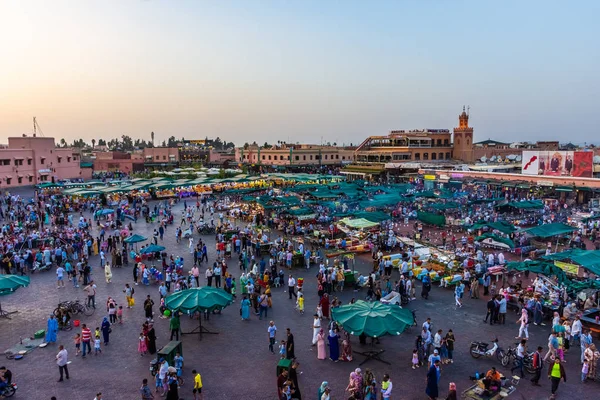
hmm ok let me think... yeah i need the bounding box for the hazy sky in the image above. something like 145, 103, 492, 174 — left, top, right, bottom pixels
1, 1, 598, 146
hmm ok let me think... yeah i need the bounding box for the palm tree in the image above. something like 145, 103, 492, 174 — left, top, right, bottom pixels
91, 139, 96, 149
151, 131, 155, 146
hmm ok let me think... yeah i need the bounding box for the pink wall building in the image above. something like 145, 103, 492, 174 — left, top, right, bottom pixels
0, 136, 82, 188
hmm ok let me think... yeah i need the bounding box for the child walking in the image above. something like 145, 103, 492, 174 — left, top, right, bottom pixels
138, 332, 148, 356
412, 349, 420, 369
279, 340, 286, 359
74, 333, 81, 356
296, 292, 304, 314
582, 359, 589, 382
94, 337, 102, 355
117, 306, 124, 324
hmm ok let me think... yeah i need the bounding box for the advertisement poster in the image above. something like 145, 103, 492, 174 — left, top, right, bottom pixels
572, 151, 593, 178
521, 151, 539, 175
522, 151, 593, 177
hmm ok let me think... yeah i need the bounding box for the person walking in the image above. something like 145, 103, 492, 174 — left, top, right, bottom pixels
101, 317, 111, 346
425, 360, 439, 399
140, 378, 154, 399
192, 369, 203, 400
531, 346, 543, 386
170, 312, 181, 341
484, 296, 495, 324
547, 358, 566, 399
81, 324, 92, 358
543, 332, 559, 362
56, 345, 69, 382
84, 281, 97, 309
144, 295, 155, 322
268, 321, 277, 353
580, 329, 593, 364
124, 283, 135, 308
516, 308, 529, 340
288, 274, 297, 300
381, 373, 392, 400
511, 339, 527, 378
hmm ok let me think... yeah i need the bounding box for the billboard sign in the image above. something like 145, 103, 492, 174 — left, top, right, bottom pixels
522, 151, 593, 178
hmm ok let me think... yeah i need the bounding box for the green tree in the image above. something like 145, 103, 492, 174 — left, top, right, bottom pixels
98, 139, 106, 146
91, 139, 96, 148
167, 136, 177, 147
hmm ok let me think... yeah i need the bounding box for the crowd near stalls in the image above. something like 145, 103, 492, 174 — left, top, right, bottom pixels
4, 170, 600, 399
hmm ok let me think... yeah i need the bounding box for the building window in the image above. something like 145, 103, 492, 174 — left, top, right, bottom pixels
437, 139, 442, 146
303, 155, 306, 160
1, 159, 10, 166
446, 152, 451, 159
40, 157, 46, 164
324, 155, 328, 160
155, 156, 159, 160
336, 155, 339, 159
27, 159, 32, 165
414, 153, 420, 161
423, 153, 429, 160
287, 156, 290, 160
28, 176, 33, 183
342, 156, 346, 160
163, 156, 166, 160
456, 140, 460, 146
57, 157, 62, 163
6, 178, 11, 185
262, 155, 265, 160
431, 153, 437, 160
439, 153, 443, 160
466, 139, 470, 145
268, 155, 272, 160
14, 159, 23, 166
18, 177, 22, 184
295, 156, 299, 161
444, 139, 449, 145
67, 156, 71, 162
310, 155, 313, 160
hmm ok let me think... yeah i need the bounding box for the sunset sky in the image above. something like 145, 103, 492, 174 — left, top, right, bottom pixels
0, 1, 598, 146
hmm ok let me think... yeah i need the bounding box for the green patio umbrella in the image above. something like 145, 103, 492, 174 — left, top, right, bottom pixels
124, 234, 148, 244
165, 287, 233, 339
332, 300, 413, 365
140, 244, 166, 254
0, 275, 31, 318
332, 300, 413, 337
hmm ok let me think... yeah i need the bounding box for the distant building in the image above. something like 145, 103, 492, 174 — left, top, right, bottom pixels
0, 135, 83, 188
472, 139, 559, 162
92, 151, 144, 174
142, 147, 179, 167
235, 144, 355, 167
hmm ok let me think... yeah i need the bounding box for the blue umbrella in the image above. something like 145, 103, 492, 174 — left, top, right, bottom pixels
101, 209, 115, 215
124, 215, 135, 221
141, 244, 166, 254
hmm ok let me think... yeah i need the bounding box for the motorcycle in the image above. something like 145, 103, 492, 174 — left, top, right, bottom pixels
469, 339, 505, 362
0, 382, 18, 397
32, 261, 52, 273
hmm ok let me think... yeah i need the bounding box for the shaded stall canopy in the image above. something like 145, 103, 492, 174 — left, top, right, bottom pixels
496, 200, 544, 210
415, 189, 455, 199
475, 233, 515, 249
417, 211, 446, 227
359, 194, 410, 208
543, 249, 600, 276
468, 197, 505, 205
352, 211, 391, 223
525, 223, 578, 238
426, 201, 460, 211
506, 260, 568, 284
339, 218, 379, 229
283, 207, 314, 216
468, 221, 517, 235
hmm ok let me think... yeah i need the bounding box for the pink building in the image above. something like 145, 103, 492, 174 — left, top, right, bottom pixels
0, 136, 82, 188
92, 152, 144, 174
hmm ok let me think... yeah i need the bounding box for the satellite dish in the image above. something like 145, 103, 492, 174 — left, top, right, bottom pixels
506, 154, 517, 161
480, 156, 487, 162
594, 155, 600, 164
515, 155, 522, 162
490, 156, 497, 162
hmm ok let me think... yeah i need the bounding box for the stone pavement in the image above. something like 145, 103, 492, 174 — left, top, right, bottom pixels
0, 198, 598, 400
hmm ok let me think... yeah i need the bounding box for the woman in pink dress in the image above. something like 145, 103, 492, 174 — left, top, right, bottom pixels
317, 329, 326, 360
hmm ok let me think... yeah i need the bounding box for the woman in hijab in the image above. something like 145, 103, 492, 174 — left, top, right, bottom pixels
146, 323, 157, 354
45, 315, 58, 344
319, 293, 330, 319
318, 382, 329, 400
317, 329, 326, 360
426, 361, 439, 399
286, 329, 295, 359
240, 295, 251, 321
341, 330, 353, 361
104, 262, 112, 283
328, 326, 340, 361
445, 382, 457, 400
101, 316, 111, 345
346, 368, 363, 398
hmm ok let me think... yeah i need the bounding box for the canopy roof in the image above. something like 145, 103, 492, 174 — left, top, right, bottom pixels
331, 300, 413, 337
525, 223, 578, 238
475, 233, 515, 249
543, 249, 600, 276
339, 218, 379, 229
469, 221, 517, 235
